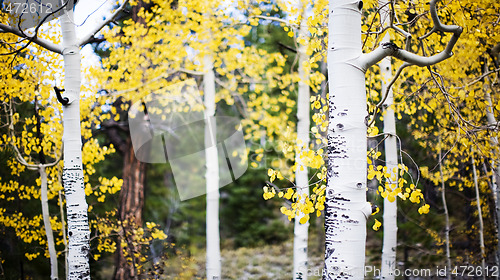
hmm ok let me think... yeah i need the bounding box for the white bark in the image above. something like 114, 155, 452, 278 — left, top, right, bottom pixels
484, 86, 500, 267
293, 8, 310, 280
60, 4, 91, 280
0, 22, 62, 53
8, 97, 61, 280
325, 1, 373, 278
40, 167, 59, 280
77, 0, 129, 46
359, 0, 462, 71
438, 143, 451, 280
324, 0, 461, 278
471, 150, 486, 280
380, 34, 398, 280
379, 0, 398, 277
0, 2, 131, 278
204, 55, 221, 280
10, 146, 60, 280
58, 189, 68, 280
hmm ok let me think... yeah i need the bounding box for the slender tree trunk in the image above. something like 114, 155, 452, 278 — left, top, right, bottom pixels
324, 1, 460, 277
438, 142, 451, 280
113, 139, 147, 280
484, 85, 500, 267
58, 189, 68, 280
11, 108, 61, 280
324, 1, 373, 278
60, 3, 91, 279
379, 0, 398, 276
293, 6, 311, 280
39, 166, 59, 280
381, 36, 398, 280
471, 150, 486, 280
34, 96, 59, 279
204, 55, 221, 280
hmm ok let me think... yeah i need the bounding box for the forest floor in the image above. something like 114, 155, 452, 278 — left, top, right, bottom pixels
157, 226, 390, 280
161, 232, 326, 280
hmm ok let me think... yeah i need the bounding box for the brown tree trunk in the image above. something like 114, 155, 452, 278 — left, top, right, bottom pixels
113, 138, 147, 280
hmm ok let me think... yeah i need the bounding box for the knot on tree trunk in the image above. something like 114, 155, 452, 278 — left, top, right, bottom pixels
381, 42, 400, 52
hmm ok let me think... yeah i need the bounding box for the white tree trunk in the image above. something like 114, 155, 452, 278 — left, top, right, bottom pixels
60, 4, 91, 280
8, 108, 61, 279
293, 8, 311, 280
40, 167, 59, 280
438, 143, 451, 280
380, 40, 398, 280
324, 1, 373, 278
58, 189, 68, 279
204, 55, 221, 280
324, 0, 461, 277
484, 87, 500, 267
0, 2, 132, 279
471, 150, 486, 280
379, 0, 398, 270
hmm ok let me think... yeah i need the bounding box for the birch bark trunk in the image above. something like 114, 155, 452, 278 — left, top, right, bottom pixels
380, 35, 398, 280
40, 167, 59, 280
471, 150, 487, 280
438, 141, 451, 280
60, 3, 91, 279
293, 6, 311, 280
324, 0, 461, 277
324, 1, 373, 278
484, 86, 500, 268
0, 2, 131, 278
204, 55, 222, 280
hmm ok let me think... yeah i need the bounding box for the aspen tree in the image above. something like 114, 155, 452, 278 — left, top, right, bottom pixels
324, 0, 461, 277
0, 1, 129, 278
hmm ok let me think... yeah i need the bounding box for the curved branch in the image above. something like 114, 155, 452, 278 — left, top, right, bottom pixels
360, 0, 462, 70
178, 68, 204, 76
0, 0, 70, 54
0, 23, 63, 54
42, 144, 63, 168
7, 97, 62, 170
460, 68, 500, 87
366, 62, 412, 127
78, 0, 130, 47
252, 15, 298, 27
379, 62, 411, 106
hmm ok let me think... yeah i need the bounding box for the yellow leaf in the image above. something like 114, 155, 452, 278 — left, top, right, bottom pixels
299, 215, 310, 224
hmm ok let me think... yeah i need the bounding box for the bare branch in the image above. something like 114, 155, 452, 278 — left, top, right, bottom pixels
367, 62, 411, 127
0, 0, 71, 54
42, 144, 63, 168
364, 1, 412, 51
178, 68, 204, 76
265, 181, 293, 206
78, 0, 130, 47
214, 76, 248, 117
6, 96, 62, 170
387, 1, 412, 48
107, 69, 176, 96
461, 68, 500, 88
379, 62, 411, 107
6, 99, 37, 169
252, 15, 297, 27
419, 0, 457, 40
0, 23, 63, 54
360, 0, 462, 70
